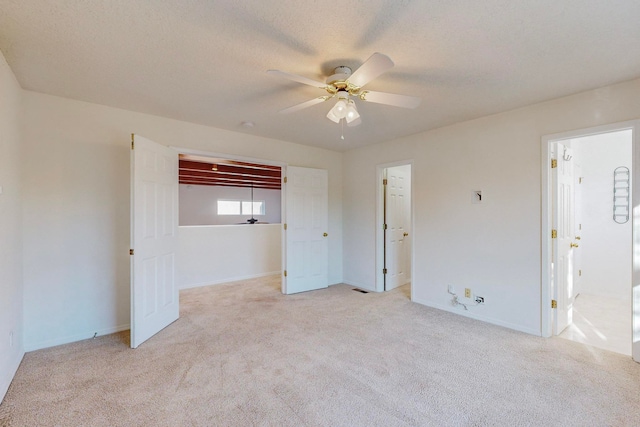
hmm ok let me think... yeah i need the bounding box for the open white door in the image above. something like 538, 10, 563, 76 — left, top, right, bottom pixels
283, 166, 328, 294
384, 165, 411, 290
543, 120, 640, 362
130, 134, 179, 348
553, 143, 577, 334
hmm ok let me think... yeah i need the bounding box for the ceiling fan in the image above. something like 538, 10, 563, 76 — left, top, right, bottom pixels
267, 53, 421, 127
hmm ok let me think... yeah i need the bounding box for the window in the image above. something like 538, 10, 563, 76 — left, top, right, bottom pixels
217, 200, 241, 215
217, 200, 265, 215
242, 201, 264, 215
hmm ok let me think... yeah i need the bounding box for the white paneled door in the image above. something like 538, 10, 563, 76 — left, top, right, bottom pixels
283, 166, 328, 294
553, 143, 576, 335
385, 165, 411, 290
130, 135, 179, 348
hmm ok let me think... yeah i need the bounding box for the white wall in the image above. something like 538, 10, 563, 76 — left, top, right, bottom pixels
14, 66, 640, 357
574, 130, 632, 300
0, 51, 24, 402
178, 224, 281, 289
343, 78, 640, 335
179, 184, 281, 225
21, 91, 343, 351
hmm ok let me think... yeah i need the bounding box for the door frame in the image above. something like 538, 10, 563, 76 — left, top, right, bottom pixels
540, 120, 640, 362
169, 146, 288, 289
375, 160, 414, 294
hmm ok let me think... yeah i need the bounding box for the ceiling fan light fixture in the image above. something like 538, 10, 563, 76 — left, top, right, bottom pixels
345, 100, 360, 123
326, 108, 340, 123
326, 91, 351, 123
347, 116, 362, 127
333, 99, 348, 118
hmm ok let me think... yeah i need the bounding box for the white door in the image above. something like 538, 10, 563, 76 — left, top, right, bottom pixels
385, 165, 411, 290
130, 134, 179, 348
553, 143, 576, 335
283, 166, 328, 294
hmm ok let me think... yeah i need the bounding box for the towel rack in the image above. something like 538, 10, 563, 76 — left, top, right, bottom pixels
613, 166, 630, 224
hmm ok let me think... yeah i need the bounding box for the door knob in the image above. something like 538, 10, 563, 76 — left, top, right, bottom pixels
323, 233, 328, 237
570, 243, 579, 248
403, 232, 409, 237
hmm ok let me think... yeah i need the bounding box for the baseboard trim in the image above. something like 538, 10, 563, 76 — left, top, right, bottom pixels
25, 323, 130, 352
179, 271, 281, 290
0, 349, 24, 404
412, 297, 542, 336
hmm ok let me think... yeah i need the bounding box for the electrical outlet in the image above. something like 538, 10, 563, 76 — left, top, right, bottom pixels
464, 288, 471, 298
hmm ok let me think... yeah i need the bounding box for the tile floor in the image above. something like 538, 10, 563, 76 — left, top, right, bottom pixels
558, 293, 631, 356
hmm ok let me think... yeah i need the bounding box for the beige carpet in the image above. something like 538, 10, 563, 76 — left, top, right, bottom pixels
2, 276, 639, 426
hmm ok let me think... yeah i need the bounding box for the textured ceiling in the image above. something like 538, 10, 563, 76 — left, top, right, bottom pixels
2, 0, 640, 152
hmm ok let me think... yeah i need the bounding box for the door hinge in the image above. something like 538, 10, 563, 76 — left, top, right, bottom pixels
284, 270, 287, 277
383, 223, 388, 230
551, 299, 557, 309
579, 269, 582, 277
383, 268, 387, 274
551, 159, 557, 168
551, 229, 557, 239
129, 249, 134, 255
131, 134, 134, 150
579, 177, 583, 184
283, 223, 287, 230
383, 178, 388, 185
283, 176, 287, 184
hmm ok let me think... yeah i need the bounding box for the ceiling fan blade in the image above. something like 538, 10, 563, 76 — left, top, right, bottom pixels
278, 96, 330, 114
267, 69, 327, 89
347, 52, 394, 88
360, 90, 421, 109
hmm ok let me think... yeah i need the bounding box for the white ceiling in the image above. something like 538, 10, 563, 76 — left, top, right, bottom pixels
2, 1, 640, 152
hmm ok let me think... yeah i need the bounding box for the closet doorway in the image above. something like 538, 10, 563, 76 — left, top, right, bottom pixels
376, 162, 413, 295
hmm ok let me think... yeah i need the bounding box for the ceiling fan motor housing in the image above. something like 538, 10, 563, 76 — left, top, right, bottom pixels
333, 66, 352, 76
326, 66, 353, 91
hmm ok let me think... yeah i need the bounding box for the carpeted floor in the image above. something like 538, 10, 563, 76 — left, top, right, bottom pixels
2, 276, 639, 426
